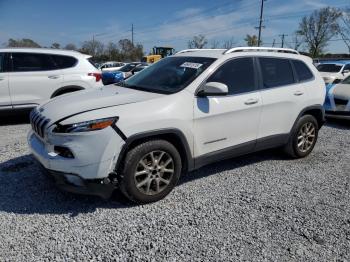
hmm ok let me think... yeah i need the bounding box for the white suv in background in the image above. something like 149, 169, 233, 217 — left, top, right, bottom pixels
317, 61, 350, 85
0, 48, 103, 111
28, 47, 325, 204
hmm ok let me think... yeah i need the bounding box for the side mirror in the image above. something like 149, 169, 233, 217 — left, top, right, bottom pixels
342, 69, 350, 74
196, 82, 228, 97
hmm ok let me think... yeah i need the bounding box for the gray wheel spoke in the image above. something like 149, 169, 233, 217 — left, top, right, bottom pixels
145, 179, 152, 194
137, 177, 150, 188
158, 151, 165, 162
298, 140, 304, 148
163, 168, 174, 173
163, 158, 172, 167
155, 179, 160, 193
150, 152, 156, 166
159, 178, 170, 185
135, 170, 148, 177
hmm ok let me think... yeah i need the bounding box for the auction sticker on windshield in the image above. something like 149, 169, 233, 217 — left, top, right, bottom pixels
180, 62, 203, 69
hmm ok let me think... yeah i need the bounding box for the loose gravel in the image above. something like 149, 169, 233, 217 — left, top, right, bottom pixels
0, 113, 349, 261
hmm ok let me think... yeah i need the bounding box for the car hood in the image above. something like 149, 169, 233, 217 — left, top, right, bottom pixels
38, 85, 163, 124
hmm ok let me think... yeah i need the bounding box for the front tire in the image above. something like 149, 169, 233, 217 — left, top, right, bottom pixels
118, 140, 182, 204
284, 115, 319, 158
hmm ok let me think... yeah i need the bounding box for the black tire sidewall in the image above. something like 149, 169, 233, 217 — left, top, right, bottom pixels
292, 115, 319, 158
120, 140, 182, 204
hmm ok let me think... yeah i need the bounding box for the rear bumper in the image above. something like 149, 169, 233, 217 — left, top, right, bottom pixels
43, 167, 116, 199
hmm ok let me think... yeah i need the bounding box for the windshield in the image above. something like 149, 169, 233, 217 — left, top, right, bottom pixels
121, 56, 216, 94
317, 64, 342, 73
119, 63, 138, 72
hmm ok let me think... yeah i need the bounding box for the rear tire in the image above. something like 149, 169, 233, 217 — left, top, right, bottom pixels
284, 115, 319, 158
118, 140, 182, 204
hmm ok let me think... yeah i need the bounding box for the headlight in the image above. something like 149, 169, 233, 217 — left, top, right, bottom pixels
53, 117, 118, 133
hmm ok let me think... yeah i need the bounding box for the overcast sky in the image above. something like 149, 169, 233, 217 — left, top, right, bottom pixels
0, 0, 349, 53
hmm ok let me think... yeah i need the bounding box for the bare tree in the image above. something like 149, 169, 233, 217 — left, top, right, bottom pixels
64, 43, 77, 51
297, 7, 341, 57
288, 32, 304, 51
51, 42, 60, 49
187, 35, 208, 49
105, 42, 119, 60
338, 8, 350, 53
210, 39, 220, 49
244, 35, 260, 46
81, 40, 104, 57
222, 37, 236, 49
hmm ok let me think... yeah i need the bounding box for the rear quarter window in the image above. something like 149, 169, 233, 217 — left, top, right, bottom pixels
259, 57, 295, 89
0, 53, 4, 72
51, 55, 77, 69
292, 60, 314, 82
11, 53, 57, 72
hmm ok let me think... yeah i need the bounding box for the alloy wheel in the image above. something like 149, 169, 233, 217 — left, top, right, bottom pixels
297, 122, 316, 153
134, 151, 174, 195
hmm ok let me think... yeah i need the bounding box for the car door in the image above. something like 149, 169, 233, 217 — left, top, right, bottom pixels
0, 52, 12, 108
8, 52, 63, 108
256, 57, 308, 143
193, 57, 262, 158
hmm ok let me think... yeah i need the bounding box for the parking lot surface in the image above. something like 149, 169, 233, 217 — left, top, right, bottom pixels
0, 114, 349, 261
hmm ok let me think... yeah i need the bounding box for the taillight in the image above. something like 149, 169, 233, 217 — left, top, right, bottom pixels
88, 73, 102, 82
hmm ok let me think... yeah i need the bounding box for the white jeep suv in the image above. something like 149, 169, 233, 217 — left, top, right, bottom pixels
27, 47, 326, 203
0, 48, 103, 111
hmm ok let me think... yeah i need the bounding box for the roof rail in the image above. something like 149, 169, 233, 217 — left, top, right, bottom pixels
224, 47, 299, 55
176, 48, 226, 54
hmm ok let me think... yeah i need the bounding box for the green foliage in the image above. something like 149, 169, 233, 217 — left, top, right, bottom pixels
6, 38, 41, 48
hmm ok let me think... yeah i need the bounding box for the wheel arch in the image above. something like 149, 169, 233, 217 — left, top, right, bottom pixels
51, 85, 85, 98
299, 105, 325, 128
115, 129, 194, 175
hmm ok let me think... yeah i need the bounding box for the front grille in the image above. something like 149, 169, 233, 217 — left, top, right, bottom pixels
334, 98, 349, 106
29, 109, 50, 138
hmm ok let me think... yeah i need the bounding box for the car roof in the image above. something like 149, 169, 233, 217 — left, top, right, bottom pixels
174, 47, 308, 60
0, 47, 91, 58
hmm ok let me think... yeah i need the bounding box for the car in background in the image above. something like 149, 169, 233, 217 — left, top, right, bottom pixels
324, 75, 350, 119
102, 62, 148, 85
317, 61, 350, 85
99, 61, 126, 72
0, 48, 103, 111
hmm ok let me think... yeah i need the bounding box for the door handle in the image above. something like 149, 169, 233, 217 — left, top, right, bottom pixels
244, 98, 259, 105
294, 91, 304, 96
0, 77, 4, 81
48, 75, 60, 79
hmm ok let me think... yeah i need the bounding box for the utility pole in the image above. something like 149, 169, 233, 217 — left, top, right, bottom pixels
131, 24, 134, 45
272, 39, 275, 47
279, 34, 288, 48
257, 0, 266, 47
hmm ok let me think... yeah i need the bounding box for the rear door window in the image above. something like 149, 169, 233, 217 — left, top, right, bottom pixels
11, 53, 57, 72
292, 60, 314, 82
51, 55, 77, 69
259, 57, 295, 89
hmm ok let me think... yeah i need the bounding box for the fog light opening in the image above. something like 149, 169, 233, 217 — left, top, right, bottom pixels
54, 146, 74, 158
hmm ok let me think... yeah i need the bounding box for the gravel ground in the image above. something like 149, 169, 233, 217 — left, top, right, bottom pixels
0, 113, 349, 261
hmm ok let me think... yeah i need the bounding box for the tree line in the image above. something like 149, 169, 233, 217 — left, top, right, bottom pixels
5, 38, 144, 62
3, 6, 350, 59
